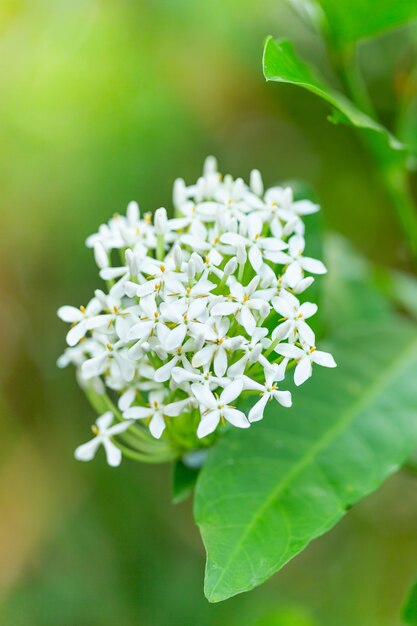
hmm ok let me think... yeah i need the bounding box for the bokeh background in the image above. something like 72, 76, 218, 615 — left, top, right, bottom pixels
1, 1, 417, 625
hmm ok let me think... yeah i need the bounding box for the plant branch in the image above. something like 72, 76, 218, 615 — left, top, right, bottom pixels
331, 45, 417, 264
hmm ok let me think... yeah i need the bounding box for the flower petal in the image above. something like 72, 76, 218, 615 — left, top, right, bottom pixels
123, 406, 153, 420
312, 350, 337, 368
223, 407, 250, 429
191, 383, 217, 409
164, 399, 189, 416
211, 302, 239, 316
294, 356, 312, 386
220, 378, 243, 404
66, 321, 87, 347
285, 262, 302, 288
74, 438, 100, 462
248, 245, 263, 272
272, 389, 292, 407
197, 410, 220, 438
58, 306, 83, 323
102, 438, 123, 466
300, 257, 327, 275
248, 394, 269, 423
155, 356, 179, 382
214, 347, 228, 377
149, 413, 166, 439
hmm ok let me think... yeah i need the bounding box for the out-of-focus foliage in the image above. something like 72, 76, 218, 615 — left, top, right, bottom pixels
403, 578, 417, 625
2, 0, 417, 624
315, 0, 417, 46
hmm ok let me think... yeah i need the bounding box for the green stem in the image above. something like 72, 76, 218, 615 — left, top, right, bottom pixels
263, 336, 281, 359
156, 234, 165, 261
114, 441, 176, 464
331, 45, 417, 264
84, 385, 174, 459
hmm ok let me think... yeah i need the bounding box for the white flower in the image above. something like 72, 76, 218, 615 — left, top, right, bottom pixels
154, 342, 196, 382
127, 295, 166, 349
275, 343, 337, 386
211, 276, 267, 334
123, 390, 190, 438
192, 318, 245, 376
241, 365, 292, 422
272, 292, 317, 345
165, 274, 216, 304
264, 186, 319, 236
221, 214, 287, 271
59, 157, 335, 460
57, 299, 109, 347
158, 299, 206, 350
81, 338, 135, 382
276, 235, 327, 288
132, 257, 183, 298
227, 327, 270, 377
74, 412, 132, 467
191, 380, 249, 438
171, 364, 229, 389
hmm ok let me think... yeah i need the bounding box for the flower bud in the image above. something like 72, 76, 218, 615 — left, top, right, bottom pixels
173, 178, 187, 210
187, 258, 196, 281
94, 289, 107, 308
247, 275, 260, 295
127, 201, 140, 225
125, 249, 138, 276
191, 252, 204, 274
154, 208, 168, 234
234, 178, 245, 198
173, 244, 183, 269
195, 177, 205, 202
250, 169, 263, 196
203, 155, 217, 175
224, 257, 237, 276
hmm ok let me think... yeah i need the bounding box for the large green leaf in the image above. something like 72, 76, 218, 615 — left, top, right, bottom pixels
315, 0, 417, 46
195, 322, 417, 602
322, 235, 394, 332
403, 578, 417, 624
262, 37, 403, 151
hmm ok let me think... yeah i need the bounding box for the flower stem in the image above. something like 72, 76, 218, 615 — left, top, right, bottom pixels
156, 234, 165, 261
114, 440, 176, 464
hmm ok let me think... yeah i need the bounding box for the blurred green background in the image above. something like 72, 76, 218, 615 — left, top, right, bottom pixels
1, 1, 417, 624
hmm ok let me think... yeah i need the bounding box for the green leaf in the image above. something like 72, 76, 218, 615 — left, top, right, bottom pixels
195, 322, 417, 602
262, 37, 403, 151
402, 578, 417, 624
315, 0, 417, 46
172, 459, 200, 504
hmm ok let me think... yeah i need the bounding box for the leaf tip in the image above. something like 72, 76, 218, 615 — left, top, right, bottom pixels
262, 35, 274, 80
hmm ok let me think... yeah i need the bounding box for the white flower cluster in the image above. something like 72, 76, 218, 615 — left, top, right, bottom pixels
58, 157, 336, 466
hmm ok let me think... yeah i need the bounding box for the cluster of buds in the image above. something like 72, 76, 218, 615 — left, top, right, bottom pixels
58, 157, 336, 466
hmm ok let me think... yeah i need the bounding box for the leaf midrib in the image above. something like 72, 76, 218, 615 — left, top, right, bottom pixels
205, 333, 417, 600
